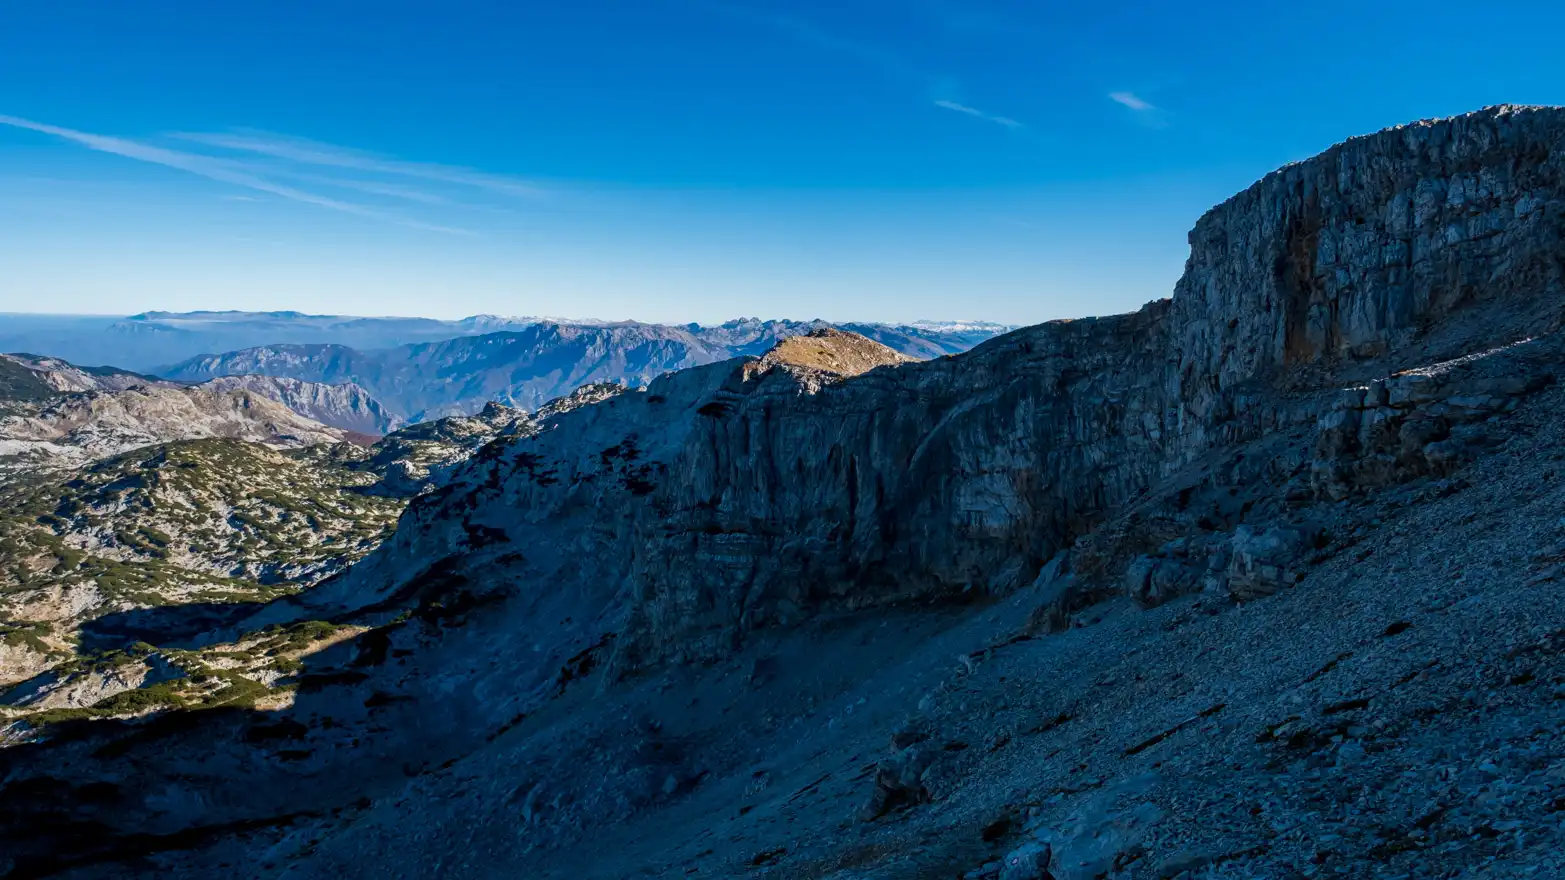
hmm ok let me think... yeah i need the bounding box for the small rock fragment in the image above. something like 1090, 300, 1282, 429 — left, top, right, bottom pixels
998, 841, 1053, 880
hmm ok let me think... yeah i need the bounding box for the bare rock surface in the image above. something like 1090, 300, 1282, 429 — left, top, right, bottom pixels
0, 381, 349, 478
752, 327, 915, 378
196, 375, 401, 436
0, 354, 164, 395
353, 384, 622, 497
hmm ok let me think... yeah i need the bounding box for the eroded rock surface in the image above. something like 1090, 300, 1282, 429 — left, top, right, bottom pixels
348, 105, 1565, 675
0, 380, 349, 478
196, 375, 401, 436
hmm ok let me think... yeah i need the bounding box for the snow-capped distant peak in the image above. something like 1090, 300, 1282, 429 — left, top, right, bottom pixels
905, 320, 1016, 333
456, 315, 542, 330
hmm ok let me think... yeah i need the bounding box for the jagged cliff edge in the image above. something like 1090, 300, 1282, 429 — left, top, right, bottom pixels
320, 103, 1565, 674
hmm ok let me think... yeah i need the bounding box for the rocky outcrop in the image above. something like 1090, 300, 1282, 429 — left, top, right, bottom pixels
1, 652, 185, 711
355, 400, 532, 497
699, 318, 1010, 360
352, 385, 627, 497
0, 382, 349, 477
1308, 337, 1555, 499
0, 354, 164, 394
750, 326, 914, 379
336, 105, 1565, 676
197, 375, 401, 436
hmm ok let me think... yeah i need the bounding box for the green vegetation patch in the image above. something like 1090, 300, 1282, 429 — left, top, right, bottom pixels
0, 621, 55, 655
0, 438, 407, 614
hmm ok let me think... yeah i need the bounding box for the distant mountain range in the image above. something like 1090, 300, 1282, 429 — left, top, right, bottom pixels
158, 316, 1012, 420
0, 311, 547, 373
0, 312, 1007, 484
0, 310, 1013, 374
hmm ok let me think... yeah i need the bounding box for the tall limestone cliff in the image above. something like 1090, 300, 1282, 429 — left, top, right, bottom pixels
334, 105, 1565, 672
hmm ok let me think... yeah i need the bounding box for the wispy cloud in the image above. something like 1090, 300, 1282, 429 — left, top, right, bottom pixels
933, 99, 1023, 129
0, 114, 487, 234
171, 130, 542, 198
703, 2, 1026, 132
1108, 91, 1170, 128
0, 114, 403, 219
273, 171, 454, 205
1108, 91, 1156, 112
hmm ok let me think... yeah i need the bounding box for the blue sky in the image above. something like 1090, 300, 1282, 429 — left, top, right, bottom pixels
2, 0, 1562, 325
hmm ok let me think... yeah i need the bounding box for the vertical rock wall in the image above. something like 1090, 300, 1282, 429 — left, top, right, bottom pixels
336, 106, 1565, 673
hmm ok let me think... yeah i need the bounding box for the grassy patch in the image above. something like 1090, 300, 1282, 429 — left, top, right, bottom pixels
0, 621, 54, 655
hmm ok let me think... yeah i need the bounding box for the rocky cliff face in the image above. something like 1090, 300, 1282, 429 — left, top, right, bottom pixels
346, 106, 1565, 674
196, 375, 401, 436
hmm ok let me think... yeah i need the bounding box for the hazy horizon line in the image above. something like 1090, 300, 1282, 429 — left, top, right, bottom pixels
0, 308, 1019, 327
